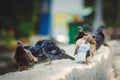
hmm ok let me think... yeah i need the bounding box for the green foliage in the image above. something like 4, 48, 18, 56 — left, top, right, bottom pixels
39, 59, 49, 63
85, 0, 120, 27
115, 0, 120, 26
103, 0, 118, 26
0, 30, 14, 44
0, 0, 40, 39
14, 21, 34, 39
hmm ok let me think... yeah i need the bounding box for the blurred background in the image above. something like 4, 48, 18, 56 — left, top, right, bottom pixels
0, 0, 120, 75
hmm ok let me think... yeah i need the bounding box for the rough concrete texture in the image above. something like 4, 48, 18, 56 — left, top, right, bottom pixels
108, 40, 120, 80
108, 40, 120, 54
0, 41, 117, 80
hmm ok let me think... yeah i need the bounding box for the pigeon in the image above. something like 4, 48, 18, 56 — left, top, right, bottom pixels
92, 26, 105, 50
75, 26, 88, 42
25, 40, 74, 64
75, 40, 91, 63
74, 35, 96, 64
39, 40, 74, 64
24, 41, 47, 61
14, 41, 38, 71
74, 26, 89, 54
75, 24, 107, 50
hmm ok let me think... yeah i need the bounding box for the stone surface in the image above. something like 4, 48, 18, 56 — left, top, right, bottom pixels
108, 40, 120, 80
0, 41, 118, 80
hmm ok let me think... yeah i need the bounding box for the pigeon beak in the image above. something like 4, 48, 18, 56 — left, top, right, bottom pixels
33, 57, 38, 63
17, 41, 22, 47
79, 29, 82, 32
78, 26, 83, 32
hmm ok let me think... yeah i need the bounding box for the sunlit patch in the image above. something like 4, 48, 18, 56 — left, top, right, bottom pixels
56, 34, 68, 43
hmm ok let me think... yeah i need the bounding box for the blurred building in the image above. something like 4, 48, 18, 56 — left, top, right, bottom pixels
38, 0, 51, 36
51, 0, 85, 44
39, 0, 93, 44
93, 0, 104, 31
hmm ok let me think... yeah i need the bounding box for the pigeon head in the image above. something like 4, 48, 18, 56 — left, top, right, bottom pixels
92, 34, 95, 38
17, 41, 23, 47
78, 26, 84, 32
97, 26, 105, 32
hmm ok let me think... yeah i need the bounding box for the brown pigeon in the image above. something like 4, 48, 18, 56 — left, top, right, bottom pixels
14, 41, 38, 71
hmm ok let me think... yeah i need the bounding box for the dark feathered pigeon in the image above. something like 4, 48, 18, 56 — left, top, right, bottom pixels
24, 40, 47, 61
25, 40, 74, 64
92, 26, 105, 49
38, 40, 74, 64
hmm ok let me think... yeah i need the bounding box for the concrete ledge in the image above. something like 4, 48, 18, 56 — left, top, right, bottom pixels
0, 41, 117, 80
108, 40, 120, 54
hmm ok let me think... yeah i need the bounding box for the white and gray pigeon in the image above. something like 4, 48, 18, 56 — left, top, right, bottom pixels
74, 40, 91, 63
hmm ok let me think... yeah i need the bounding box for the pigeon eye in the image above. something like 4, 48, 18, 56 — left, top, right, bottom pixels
79, 29, 82, 32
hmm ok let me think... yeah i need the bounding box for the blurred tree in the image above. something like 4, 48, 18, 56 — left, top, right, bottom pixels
84, 0, 95, 26
85, 0, 119, 27
116, 0, 120, 26
103, 0, 118, 26
0, 0, 40, 39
